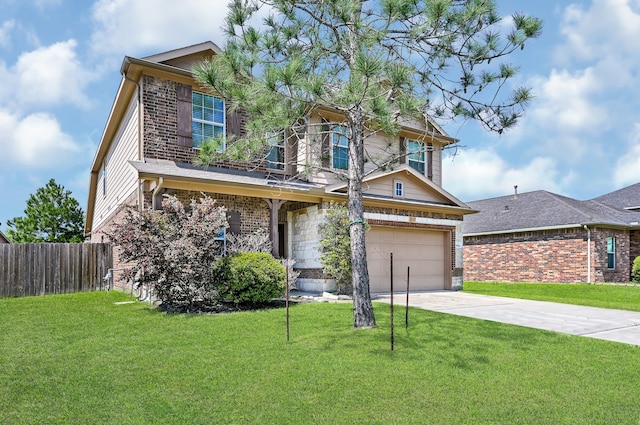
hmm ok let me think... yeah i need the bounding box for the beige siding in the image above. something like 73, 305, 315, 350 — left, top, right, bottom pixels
91, 95, 140, 231
432, 146, 442, 186
363, 174, 450, 203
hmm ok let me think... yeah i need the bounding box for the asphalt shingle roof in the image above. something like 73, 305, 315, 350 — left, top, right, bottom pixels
463, 188, 640, 235
591, 182, 640, 210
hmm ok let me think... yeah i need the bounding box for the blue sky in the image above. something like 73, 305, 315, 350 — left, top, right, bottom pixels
1, 0, 639, 232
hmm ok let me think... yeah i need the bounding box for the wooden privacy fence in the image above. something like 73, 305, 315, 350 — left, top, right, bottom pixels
0, 243, 113, 298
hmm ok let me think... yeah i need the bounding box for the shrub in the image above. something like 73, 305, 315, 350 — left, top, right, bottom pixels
318, 203, 368, 295
226, 229, 272, 254
281, 258, 300, 291
632, 256, 640, 283
107, 194, 227, 310
214, 252, 285, 305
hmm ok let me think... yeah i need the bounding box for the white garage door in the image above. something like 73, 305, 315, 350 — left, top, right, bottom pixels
366, 227, 447, 293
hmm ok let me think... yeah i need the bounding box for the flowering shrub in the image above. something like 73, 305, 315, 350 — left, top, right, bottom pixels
107, 194, 228, 310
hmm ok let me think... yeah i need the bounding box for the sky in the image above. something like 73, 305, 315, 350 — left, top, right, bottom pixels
1, 0, 640, 232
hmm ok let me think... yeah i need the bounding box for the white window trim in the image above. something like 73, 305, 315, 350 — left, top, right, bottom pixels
407, 139, 426, 175
607, 237, 616, 269
266, 131, 286, 173
192, 91, 226, 150
394, 180, 404, 198
331, 125, 349, 171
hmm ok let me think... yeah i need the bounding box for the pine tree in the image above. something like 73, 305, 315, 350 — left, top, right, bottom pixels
6, 179, 85, 243
194, 0, 542, 327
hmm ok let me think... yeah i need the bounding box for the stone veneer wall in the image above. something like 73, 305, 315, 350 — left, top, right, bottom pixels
464, 227, 633, 283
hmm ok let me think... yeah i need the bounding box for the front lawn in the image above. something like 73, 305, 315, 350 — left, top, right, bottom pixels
1, 291, 639, 424
463, 281, 640, 312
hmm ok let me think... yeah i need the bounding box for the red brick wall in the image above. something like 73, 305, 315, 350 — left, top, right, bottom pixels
464, 227, 634, 283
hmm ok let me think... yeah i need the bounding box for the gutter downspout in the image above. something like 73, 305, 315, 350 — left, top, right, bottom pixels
152, 177, 164, 210
584, 225, 591, 284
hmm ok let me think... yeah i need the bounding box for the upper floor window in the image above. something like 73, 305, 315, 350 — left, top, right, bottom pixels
394, 181, 404, 198
266, 132, 285, 171
192, 91, 225, 149
332, 125, 348, 170
407, 139, 425, 174
607, 237, 616, 269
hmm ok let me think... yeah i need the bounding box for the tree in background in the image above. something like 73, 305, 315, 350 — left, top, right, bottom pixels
195, 0, 542, 327
6, 179, 84, 243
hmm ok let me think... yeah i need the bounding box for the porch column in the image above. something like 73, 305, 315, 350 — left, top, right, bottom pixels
263, 199, 286, 257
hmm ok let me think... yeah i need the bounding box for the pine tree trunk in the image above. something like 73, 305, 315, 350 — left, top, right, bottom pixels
348, 120, 376, 328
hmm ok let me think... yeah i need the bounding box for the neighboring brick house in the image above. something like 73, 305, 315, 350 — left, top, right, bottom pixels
463, 186, 640, 283
85, 42, 475, 292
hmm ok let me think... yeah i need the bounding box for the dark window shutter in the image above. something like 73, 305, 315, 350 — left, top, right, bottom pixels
228, 210, 241, 234
321, 121, 330, 169
399, 136, 406, 164
427, 142, 433, 180
176, 83, 192, 147
226, 108, 242, 139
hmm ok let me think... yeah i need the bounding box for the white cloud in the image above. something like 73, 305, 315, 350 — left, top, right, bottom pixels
0, 109, 88, 168
0, 20, 15, 47
558, 0, 640, 63
90, 0, 228, 56
14, 40, 95, 108
442, 148, 568, 201
614, 124, 640, 186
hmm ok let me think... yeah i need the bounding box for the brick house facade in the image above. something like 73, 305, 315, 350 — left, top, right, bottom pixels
85, 42, 475, 293
463, 189, 640, 283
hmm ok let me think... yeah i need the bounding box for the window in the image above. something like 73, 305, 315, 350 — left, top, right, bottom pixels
394, 181, 404, 198
332, 125, 349, 170
607, 237, 616, 269
266, 132, 285, 171
407, 140, 425, 174
192, 91, 225, 149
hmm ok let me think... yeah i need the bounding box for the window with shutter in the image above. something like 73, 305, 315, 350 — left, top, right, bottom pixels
191, 91, 225, 149
407, 139, 426, 175
266, 132, 285, 171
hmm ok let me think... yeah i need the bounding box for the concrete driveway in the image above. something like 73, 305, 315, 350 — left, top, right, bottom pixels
373, 291, 640, 346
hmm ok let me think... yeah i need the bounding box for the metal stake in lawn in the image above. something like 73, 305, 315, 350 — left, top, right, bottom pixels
286, 263, 290, 342
406, 266, 410, 329
390, 252, 394, 351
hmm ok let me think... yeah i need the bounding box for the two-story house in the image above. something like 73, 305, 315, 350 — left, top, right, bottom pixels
85, 41, 475, 293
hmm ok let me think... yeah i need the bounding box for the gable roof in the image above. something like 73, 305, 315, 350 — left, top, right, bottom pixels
326, 164, 473, 212
591, 182, 640, 211
0, 230, 9, 243
463, 190, 640, 235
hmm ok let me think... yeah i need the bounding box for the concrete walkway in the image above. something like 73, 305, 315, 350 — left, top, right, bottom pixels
372, 291, 640, 346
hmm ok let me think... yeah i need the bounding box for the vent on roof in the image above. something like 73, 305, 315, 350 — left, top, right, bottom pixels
502, 205, 509, 212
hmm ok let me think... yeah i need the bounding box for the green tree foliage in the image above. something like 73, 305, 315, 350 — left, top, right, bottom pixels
194, 0, 542, 327
107, 194, 228, 310
632, 256, 640, 283
318, 203, 369, 295
6, 178, 85, 243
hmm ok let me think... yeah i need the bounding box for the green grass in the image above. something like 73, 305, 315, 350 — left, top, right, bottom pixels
1, 291, 640, 424
463, 281, 640, 312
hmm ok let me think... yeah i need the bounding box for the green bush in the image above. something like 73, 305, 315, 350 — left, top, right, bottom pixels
632, 256, 640, 283
214, 252, 285, 305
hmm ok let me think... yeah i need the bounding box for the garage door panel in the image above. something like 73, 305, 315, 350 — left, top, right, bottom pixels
366, 227, 447, 293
